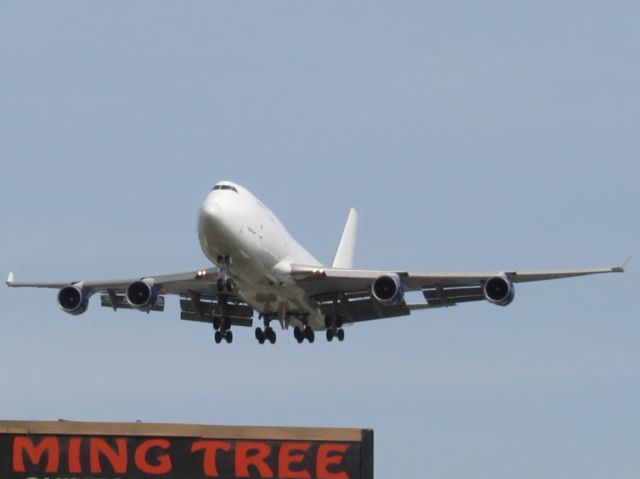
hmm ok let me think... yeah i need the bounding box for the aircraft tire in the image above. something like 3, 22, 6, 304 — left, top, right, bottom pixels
225, 330, 233, 343
305, 327, 315, 343
337, 328, 345, 341
266, 327, 276, 344
255, 327, 265, 344
326, 329, 334, 342
294, 327, 304, 343
214, 331, 222, 344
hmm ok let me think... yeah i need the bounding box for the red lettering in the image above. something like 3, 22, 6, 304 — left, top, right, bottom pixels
316, 444, 349, 479
135, 439, 171, 475
235, 441, 273, 478
68, 437, 82, 473
12, 436, 59, 473
191, 440, 231, 477
90, 438, 127, 474
278, 442, 310, 479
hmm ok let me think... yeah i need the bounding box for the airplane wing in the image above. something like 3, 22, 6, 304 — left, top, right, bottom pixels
6, 269, 214, 292
290, 257, 630, 323
6, 268, 255, 327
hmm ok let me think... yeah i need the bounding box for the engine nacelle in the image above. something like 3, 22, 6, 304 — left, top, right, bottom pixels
126, 280, 158, 310
57, 285, 89, 315
371, 274, 405, 306
483, 274, 515, 306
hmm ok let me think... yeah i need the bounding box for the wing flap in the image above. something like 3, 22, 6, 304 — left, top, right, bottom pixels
180, 312, 253, 327
101, 293, 165, 312
422, 284, 485, 306
316, 292, 411, 323
179, 297, 254, 327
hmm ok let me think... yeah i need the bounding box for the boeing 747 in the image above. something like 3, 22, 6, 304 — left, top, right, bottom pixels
6, 181, 630, 344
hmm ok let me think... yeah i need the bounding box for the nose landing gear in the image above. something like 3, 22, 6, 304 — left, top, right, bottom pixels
216, 256, 235, 293
216, 278, 235, 293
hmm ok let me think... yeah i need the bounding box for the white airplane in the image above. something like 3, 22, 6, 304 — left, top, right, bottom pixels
6, 181, 630, 344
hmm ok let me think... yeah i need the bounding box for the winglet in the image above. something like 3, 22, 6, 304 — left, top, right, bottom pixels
612, 256, 632, 273
6, 272, 14, 286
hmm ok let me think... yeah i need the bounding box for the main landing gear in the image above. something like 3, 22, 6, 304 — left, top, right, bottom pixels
212, 280, 234, 344
255, 327, 276, 344
213, 316, 233, 344
294, 325, 315, 344
214, 329, 233, 344
255, 314, 276, 344
326, 328, 345, 342
324, 315, 345, 342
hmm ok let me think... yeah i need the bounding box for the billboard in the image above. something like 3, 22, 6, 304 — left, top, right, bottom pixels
0, 420, 373, 479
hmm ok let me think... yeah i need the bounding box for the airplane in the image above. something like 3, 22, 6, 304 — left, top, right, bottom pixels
6, 180, 630, 345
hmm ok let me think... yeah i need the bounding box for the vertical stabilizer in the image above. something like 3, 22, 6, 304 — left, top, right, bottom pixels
332, 208, 358, 268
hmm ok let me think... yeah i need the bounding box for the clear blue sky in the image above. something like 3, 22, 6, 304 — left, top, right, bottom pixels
1, 2, 638, 477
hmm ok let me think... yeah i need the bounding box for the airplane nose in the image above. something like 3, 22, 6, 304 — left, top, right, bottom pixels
201, 200, 224, 226
198, 199, 228, 261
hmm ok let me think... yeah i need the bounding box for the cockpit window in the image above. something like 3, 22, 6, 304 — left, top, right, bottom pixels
212, 185, 238, 193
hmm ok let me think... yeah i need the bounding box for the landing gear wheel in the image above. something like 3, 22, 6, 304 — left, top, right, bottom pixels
326, 329, 334, 342
216, 278, 224, 293
266, 327, 276, 344
294, 326, 304, 344
305, 327, 315, 344
214, 331, 222, 344
225, 330, 233, 343
223, 318, 231, 330
225, 279, 234, 293
213, 318, 220, 330
255, 327, 265, 344
337, 328, 345, 341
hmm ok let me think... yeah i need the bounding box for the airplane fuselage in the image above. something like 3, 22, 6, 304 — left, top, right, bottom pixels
198, 181, 325, 329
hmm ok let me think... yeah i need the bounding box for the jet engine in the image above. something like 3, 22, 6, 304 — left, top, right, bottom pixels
371, 274, 405, 306
125, 280, 158, 310
483, 275, 515, 306
57, 285, 89, 315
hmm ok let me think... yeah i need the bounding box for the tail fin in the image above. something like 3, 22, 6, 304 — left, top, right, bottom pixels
332, 208, 358, 268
